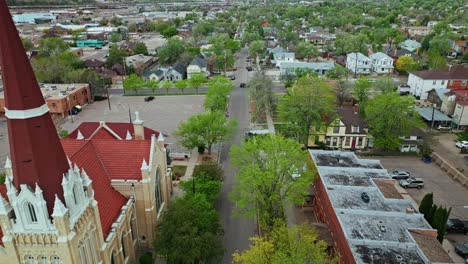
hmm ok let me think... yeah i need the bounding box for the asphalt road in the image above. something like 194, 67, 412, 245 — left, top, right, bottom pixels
215, 47, 256, 263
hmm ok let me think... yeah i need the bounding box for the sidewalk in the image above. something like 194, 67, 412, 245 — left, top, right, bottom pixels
171, 149, 199, 199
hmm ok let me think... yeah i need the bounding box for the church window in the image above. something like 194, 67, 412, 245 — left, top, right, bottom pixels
25, 255, 34, 264
111, 251, 117, 264
130, 215, 137, 241
89, 234, 98, 262
121, 234, 127, 259
78, 243, 86, 264
26, 202, 38, 223
155, 168, 163, 212
39, 255, 48, 264
73, 184, 80, 205
51, 256, 60, 264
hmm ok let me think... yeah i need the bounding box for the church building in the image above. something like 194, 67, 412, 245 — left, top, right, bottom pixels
0, 1, 172, 263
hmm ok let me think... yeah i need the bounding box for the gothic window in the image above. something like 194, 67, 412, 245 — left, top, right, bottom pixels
73, 184, 80, 205
84, 236, 92, 264
51, 256, 60, 264
25, 255, 34, 264
155, 168, 163, 212
111, 251, 117, 264
130, 215, 137, 241
78, 243, 86, 264
26, 202, 38, 223
121, 234, 127, 259
89, 234, 98, 262
39, 256, 48, 264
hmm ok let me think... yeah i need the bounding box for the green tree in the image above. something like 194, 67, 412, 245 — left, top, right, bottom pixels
230, 135, 314, 230
374, 75, 396, 94
110, 16, 122, 26
278, 76, 336, 147
154, 194, 224, 263
296, 41, 318, 61
334, 79, 352, 107
123, 74, 144, 94
21, 37, 34, 51
174, 111, 237, 154
110, 33, 122, 43
429, 36, 452, 55
161, 26, 178, 38
127, 23, 137, 33
38, 37, 69, 57
233, 221, 331, 264
204, 77, 234, 112
365, 93, 423, 151
432, 206, 451, 243
161, 80, 173, 94
384, 28, 405, 49
353, 77, 372, 112
188, 73, 206, 94
395, 56, 421, 74
427, 50, 448, 70
59, 129, 69, 138
462, 51, 468, 63
248, 73, 276, 122
419, 193, 434, 222
106, 45, 127, 68
175, 79, 188, 94
99, 18, 108, 26
132, 42, 148, 55
326, 65, 349, 80
180, 177, 221, 204
249, 40, 266, 61
192, 161, 224, 181
157, 37, 185, 65
146, 79, 160, 94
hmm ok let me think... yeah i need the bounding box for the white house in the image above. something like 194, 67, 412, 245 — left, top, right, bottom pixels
453, 101, 468, 128
346, 52, 371, 75
279, 62, 335, 76
272, 51, 295, 67
187, 55, 208, 79
369, 52, 394, 74
407, 70, 449, 100
400, 39, 422, 52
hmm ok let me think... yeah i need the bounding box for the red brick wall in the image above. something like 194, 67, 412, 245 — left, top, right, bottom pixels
448, 80, 468, 90
313, 176, 356, 264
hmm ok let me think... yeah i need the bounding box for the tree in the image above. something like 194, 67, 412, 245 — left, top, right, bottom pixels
99, 18, 108, 26
132, 42, 148, 55
180, 176, 221, 204
230, 135, 314, 230
192, 161, 224, 181
106, 45, 127, 68
278, 76, 336, 147
248, 73, 276, 122
127, 23, 137, 33
110, 16, 122, 26
384, 28, 405, 49
110, 33, 122, 43
233, 221, 331, 264
374, 75, 396, 94
123, 74, 144, 94
326, 65, 349, 80
154, 194, 224, 263
395, 56, 421, 74
21, 37, 34, 51
334, 79, 352, 107
429, 35, 452, 55
432, 206, 451, 243
427, 50, 448, 70
249, 40, 266, 60
174, 79, 188, 94
146, 79, 160, 94
365, 93, 423, 151
161, 26, 178, 38
296, 41, 318, 61
174, 111, 237, 154
38, 37, 69, 57
188, 73, 206, 94
204, 77, 234, 112
353, 77, 372, 112
161, 81, 173, 94
157, 37, 185, 65
419, 193, 434, 222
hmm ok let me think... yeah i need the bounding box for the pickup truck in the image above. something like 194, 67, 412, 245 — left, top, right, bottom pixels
446, 218, 468, 234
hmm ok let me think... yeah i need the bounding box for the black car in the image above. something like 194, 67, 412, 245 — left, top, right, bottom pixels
446, 219, 468, 234
144, 96, 155, 102
455, 243, 468, 257
246, 66, 253, 71
240, 83, 246, 88
230, 75, 236, 80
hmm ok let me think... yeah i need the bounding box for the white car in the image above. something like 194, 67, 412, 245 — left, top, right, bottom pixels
456, 141, 468, 148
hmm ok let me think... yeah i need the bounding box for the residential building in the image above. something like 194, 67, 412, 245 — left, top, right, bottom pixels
369, 52, 394, 74
165, 64, 187, 82
346, 52, 371, 75
310, 150, 454, 264
0, 83, 91, 118
272, 51, 295, 67
125, 54, 156, 75
427, 88, 450, 108
144, 67, 169, 81
84, 58, 106, 71
404, 26, 432, 37
0, 7, 172, 263
187, 55, 208, 79
453, 101, 468, 128
407, 65, 468, 99
386, 48, 419, 63
309, 106, 370, 150
399, 39, 422, 52
279, 62, 335, 76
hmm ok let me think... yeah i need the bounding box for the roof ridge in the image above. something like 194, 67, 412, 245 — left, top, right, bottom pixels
87, 141, 113, 181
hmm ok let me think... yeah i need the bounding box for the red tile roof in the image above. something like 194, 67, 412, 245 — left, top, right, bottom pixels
67, 122, 160, 140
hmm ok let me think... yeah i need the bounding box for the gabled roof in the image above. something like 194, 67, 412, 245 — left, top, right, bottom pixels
67, 122, 160, 140
85, 58, 105, 68
347, 52, 370, 61
337, 106, 368, 134
369, 52, 392, 61
410, 65, 468, 80
386, 48, 419, 59
172, 64, 187, 75
189, 55, 207, 68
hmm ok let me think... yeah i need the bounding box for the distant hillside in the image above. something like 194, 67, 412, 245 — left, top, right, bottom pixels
7, 0, 95, 6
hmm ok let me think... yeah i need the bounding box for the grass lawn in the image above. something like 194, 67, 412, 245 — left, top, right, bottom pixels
172, 165, 187, 180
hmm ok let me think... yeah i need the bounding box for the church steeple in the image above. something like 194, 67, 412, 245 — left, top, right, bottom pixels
0, 0, 69, 215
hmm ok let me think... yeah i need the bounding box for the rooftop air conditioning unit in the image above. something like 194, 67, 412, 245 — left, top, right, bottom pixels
50, 85, 57, 90
67, 86, 75, 91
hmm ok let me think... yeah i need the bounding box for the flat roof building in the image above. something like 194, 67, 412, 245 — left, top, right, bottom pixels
309, 150, 453, 264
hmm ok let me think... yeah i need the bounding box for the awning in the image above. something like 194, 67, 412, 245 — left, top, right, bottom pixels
415, 107, 452, 122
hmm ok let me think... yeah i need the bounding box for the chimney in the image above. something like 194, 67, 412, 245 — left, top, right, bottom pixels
393, 49, 397, 57
133, 111, 144, 140
353, 104, 359, 114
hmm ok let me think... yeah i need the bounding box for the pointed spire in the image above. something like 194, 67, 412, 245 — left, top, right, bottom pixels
141, 159, 149, 170
52, 195, 68, 218
35, 183, 43, 195
126, 130, 132, 140
81, 169, 92, 186
133, 111, 143, 125
4, 156, 11, 169
77, 130, 84, 140
0, 1, 70, 216
0, 195, 12, 215
157, 133, 164, 142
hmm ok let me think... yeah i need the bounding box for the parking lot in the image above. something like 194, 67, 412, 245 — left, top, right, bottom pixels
377, 156, 468, 249
61, 94, 205, 143
435, 133, 468, 175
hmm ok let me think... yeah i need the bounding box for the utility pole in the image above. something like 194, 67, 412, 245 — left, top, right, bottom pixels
430, 104, 436, 131
105, 84, 111, 110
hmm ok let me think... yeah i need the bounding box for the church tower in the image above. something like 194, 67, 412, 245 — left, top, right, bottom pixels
0, 1, 105, 263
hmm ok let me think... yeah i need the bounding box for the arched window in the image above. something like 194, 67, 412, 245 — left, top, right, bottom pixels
130, 215, 137, 241
121, 234, 127, 259
73, 184, 80, 205
84, 236, 92, 264
51, 256, 60, 264
25, 255, 34, 264
155, 168, 163, 212
89, 234, 98, 262
78, 242, 86, 264
26, 202, 38, 223
39, 255, 48, 264
111, 251, 116, 264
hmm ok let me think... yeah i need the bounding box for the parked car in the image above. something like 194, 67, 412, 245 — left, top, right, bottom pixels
399, 177, 424, 189
456, 141, 468, 148
455, 243, 468, 257
240, 83, 246, 88
211, 70, 221, 75
446, 219, 468, 234
230, 75, 236, 80
389, 170, 410, 180
438, 125, 452, 131
144, 96, 155, 102
246, 66, 253, 71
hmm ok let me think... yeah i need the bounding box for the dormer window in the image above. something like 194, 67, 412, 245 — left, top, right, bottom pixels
351, 126, 360, 133
26, 202, 38, 223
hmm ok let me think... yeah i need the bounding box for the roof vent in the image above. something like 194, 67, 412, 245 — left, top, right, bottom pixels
361, 192, 370, 203
396, 255, 403, 261
379, 224, 386, 232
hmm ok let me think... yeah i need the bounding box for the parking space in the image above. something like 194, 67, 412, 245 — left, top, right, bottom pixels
61, 94, 205, 144
435, 133, 468, 174
376, 156, 468, 251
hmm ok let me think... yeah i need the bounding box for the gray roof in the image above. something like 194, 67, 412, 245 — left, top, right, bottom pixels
189, 55, 207, 68
280, 62, 335, 71
369, 52, 392, 61
347, 52, 370, 61
415, 107, 452, 122
172, 64, 187, 75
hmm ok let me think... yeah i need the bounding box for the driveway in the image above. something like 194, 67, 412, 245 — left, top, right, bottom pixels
434, 133, 468, 176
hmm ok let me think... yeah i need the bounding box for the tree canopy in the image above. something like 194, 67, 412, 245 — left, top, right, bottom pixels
158, 37, 185, 65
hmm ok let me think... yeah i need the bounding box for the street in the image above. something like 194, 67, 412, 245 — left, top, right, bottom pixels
215, 47, 256, 263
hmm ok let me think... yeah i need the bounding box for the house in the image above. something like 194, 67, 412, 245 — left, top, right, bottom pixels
453, 101, 468, 128
427, 88, 450, 108
404, 26, 432, 37
84, 58, 106, 71
346, 52, 371, 75
369, 52, 394, 74
408, 65, 468, 99
309, 106, 370, 150
187, 55, 208, 79
125, 54, 156, 75
165, 64, 186, 82
441, 89, 468, 115
386, 48, 419, 62
144, 67, 169, 81
310, 150, 453, 264
272, 51, 295, 67
280, 61, 335, 76
399, 128, 425, 153
415, 107, 452, 129
399, 39, 422, 52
